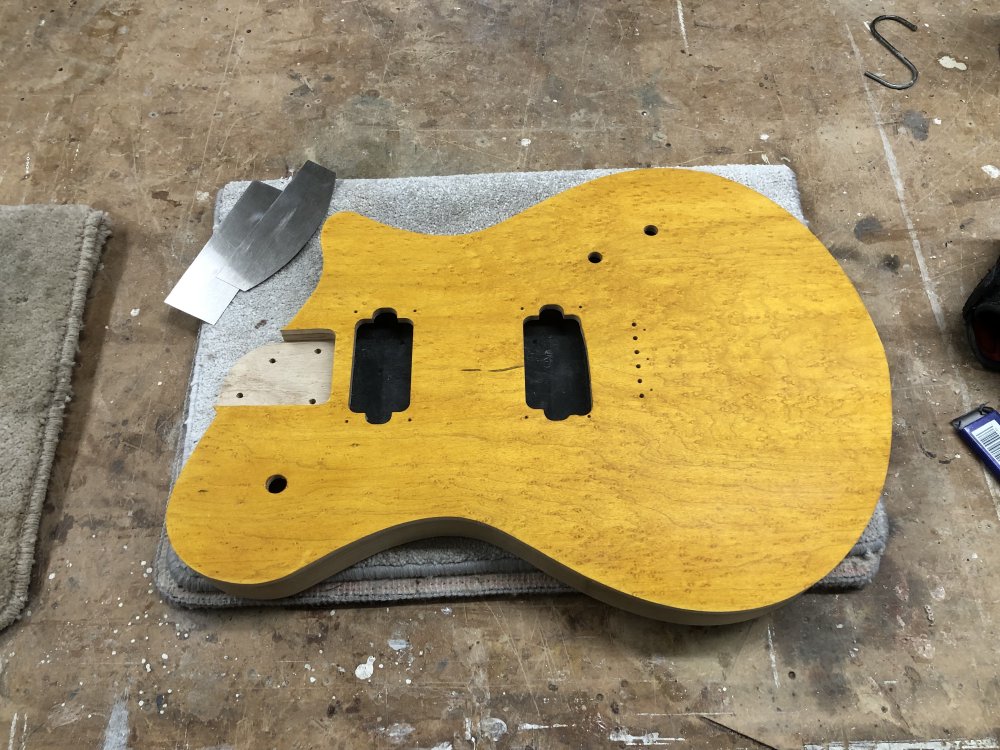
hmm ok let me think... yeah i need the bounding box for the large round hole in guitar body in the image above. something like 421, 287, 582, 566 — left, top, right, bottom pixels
265, 475, 287, 493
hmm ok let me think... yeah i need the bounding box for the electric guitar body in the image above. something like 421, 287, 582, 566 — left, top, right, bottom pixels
166, 169, 892, 624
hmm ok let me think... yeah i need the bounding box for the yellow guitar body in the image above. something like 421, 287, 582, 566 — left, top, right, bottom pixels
166, 169, 891, 624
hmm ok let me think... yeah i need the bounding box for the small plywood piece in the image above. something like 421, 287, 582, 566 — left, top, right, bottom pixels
166, 168, 892, 624
217, 341, 333, 407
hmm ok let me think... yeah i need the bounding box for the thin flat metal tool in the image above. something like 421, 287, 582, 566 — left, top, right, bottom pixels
216, 161, 336, 292
165, 181, 282, 324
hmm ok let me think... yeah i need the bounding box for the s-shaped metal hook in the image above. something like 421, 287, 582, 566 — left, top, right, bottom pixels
865, 15, 919, 90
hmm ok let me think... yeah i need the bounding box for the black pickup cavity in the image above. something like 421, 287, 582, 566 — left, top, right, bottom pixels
523, 307, 592, 421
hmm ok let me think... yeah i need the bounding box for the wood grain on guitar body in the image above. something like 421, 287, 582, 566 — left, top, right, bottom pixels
166, 169, 891, 624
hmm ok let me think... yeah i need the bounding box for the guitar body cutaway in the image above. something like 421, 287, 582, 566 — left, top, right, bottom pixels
166, 169, 892, 624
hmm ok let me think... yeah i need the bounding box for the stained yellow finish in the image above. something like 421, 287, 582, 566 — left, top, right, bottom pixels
166, 169, 892, 623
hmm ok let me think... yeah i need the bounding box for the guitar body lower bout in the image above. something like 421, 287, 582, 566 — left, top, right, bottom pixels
206, 517, 794, 625
166, 168, 892, 624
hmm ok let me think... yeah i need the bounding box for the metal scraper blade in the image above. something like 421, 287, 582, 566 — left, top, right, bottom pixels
215, 161, 336, 292
165, 181, 282, 324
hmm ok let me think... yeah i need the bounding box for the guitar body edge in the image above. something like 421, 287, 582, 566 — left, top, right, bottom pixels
182, 517, 796, 625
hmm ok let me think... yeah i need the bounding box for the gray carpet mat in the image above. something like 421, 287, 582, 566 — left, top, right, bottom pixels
155, 167, 889, 610
0, 205, 111, 631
